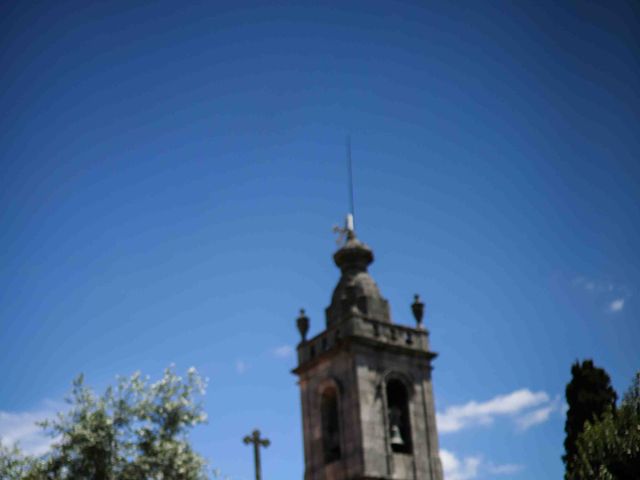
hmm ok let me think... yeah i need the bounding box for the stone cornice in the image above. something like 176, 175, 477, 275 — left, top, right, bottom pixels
293, 315, 437, 376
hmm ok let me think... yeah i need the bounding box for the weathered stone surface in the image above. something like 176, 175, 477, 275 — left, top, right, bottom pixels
293, 231, 443, 480
325, 234, 390, 328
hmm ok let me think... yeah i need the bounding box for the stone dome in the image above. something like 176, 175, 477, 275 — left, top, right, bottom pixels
325, 233, 391, 327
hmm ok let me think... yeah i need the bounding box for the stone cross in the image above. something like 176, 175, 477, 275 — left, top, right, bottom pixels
243, 429, 270, 480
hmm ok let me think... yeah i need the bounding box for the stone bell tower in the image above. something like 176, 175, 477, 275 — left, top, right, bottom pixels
293, 217, 444, 480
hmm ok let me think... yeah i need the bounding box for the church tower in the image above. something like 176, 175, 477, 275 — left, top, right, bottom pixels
293, 217, 444, 480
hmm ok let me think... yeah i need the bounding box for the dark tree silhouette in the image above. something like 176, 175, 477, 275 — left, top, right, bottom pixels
572, 372, 640, 480
563, 359, 617, 479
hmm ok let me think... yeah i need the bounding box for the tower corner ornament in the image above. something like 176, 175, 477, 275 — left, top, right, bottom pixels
292, 219, 444, 480
411, 294, 425, 329
296, 309, 310, 342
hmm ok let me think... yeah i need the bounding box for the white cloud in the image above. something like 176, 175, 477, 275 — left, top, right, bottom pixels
437, 389, 549, 433
272, 345, 294, 358
0, 408, 56, 456
440, 449, 481, 480
235, 360, 247, 374
609, 298, 625, 313
573, 276, 615, 294
515, 396, 561, 431
515, 405, 554, 430
573, 276, 631, 313
487, 462, 524, 475
441, 450, 523, 479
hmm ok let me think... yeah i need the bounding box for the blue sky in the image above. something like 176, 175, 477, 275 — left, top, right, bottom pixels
1, 1, 638, 479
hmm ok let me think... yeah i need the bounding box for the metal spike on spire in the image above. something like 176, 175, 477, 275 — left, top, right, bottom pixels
333, 135, 357, 245
347, 134, 355, 231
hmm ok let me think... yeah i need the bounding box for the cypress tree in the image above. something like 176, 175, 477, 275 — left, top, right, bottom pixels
563, 359, 617, 479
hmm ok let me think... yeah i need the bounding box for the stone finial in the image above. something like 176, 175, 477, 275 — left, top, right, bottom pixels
411, 294, 424, 328
296, 309, 310, 342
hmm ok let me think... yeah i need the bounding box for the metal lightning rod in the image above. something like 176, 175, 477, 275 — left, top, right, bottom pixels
333, 135, 356, 243
347, 134, 355, 232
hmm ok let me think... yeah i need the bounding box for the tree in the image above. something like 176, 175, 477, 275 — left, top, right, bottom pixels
0, 443, 40, 480
564, 360, 617, 479
1, 366, 209, 480
571, 372, 640, 480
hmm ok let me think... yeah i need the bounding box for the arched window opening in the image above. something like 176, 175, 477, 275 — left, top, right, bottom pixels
321, 386, 341, 463
386, 379, 412, 454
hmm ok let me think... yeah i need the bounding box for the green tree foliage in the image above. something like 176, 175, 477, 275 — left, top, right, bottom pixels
0, 443, 40, 480
571, 373, 640, 480
0, 366, 209, 480
564, 360, 617, 479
